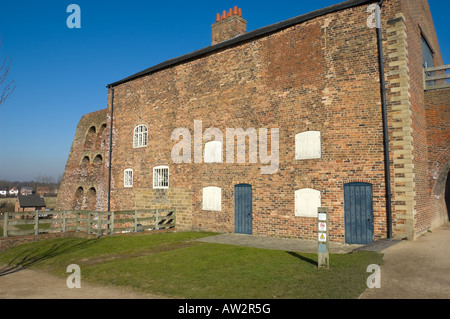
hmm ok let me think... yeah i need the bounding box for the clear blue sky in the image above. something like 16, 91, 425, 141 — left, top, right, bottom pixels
0, 0, 448, 182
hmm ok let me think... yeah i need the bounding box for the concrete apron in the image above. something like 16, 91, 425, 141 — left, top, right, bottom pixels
196, 233, 366, 254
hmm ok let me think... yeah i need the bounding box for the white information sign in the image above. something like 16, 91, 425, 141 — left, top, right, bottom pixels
318, 212, 327, 221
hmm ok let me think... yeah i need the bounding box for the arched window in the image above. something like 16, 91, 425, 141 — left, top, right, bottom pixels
153, 166, 169, 189
124, 169, 133, 188
295, 131, 321, 160
202, 186, 222, 211
204, 141, 223, 163
133, 125, 148, 148
295, 188, 321, 217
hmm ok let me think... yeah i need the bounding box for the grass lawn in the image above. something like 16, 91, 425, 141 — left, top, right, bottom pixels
0, 231, 383, 299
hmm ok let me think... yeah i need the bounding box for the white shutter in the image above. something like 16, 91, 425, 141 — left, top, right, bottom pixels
295, 188, 321, 217
202, 187, 222, 211
204, 141, 223, 163
295, 131, 321, 160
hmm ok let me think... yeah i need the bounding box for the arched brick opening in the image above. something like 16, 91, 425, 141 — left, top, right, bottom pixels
74, 187, 84, 210
433, 160, 450, 224
84, 126, 96, 149
86, 187, 97, 211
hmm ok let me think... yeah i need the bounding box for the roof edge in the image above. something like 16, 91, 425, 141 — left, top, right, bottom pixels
106, 0, 375, 88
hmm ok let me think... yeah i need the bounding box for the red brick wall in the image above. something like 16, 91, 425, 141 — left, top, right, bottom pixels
105, 3, 404, 242
57, 0, 448, 242
425, 88, 450, 226
401, 0, 447, 235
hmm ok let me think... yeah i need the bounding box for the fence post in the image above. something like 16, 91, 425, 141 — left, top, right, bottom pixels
134, 210, 138, 233
97, 212, 102, 236
155, 209, 159, 230
3, 212, 8, 237
62, 211, 66, 233
34, 211, 39, 236
87, 211, 91, 234
173, 209, 176, 227
111, 211, 114, 234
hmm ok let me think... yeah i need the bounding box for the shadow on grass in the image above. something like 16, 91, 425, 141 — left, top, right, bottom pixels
0, 238, 97, 277
286, 251, 317, 267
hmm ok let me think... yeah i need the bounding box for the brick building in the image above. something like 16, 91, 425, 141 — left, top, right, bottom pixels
56, 0, 449, 244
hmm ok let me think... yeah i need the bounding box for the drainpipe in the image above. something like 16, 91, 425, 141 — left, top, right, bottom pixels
375, 0, 393, 239
107, 86, 115, 212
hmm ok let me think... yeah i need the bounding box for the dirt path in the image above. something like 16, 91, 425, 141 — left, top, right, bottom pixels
0, 265, 166, 299
360, 223, 450, 299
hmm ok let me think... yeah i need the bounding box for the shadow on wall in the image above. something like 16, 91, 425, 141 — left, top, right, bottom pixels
446, 171, 450, 221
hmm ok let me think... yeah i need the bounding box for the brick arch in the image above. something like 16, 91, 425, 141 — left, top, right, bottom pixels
86, 187, 97, 211
81, 155, 90, 165
433, 160, 450, 197
84, 125, 97, 149
93, 154, 103, 165
74, 186, 84, 210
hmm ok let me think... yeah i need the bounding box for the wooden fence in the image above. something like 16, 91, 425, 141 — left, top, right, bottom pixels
424, 64, 450, 90
1, 209, 176, 238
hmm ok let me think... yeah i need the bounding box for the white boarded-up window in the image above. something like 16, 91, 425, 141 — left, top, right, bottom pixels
124, 169, 133, 188
295, 131, 321, 160
153, 166, 169, 189
204, 141, 223, 163
202, 187, 222, 211
295, 188, 321, 217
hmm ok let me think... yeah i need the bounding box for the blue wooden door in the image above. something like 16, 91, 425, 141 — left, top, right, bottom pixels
344, 183, 374, 245
235, 184, 252, 235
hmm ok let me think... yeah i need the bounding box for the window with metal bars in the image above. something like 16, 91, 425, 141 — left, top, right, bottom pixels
133, 125, 148, 148
153, 166, 169, 189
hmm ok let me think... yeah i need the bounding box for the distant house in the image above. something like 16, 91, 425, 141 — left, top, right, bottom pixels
0, 189, 7, 197
15, 194, 46, 212
20, 187, 33, 196
36, 186, 50, 197
9, 187, 18, 196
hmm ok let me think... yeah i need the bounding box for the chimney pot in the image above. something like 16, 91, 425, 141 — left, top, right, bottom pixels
212, 7, 247, 45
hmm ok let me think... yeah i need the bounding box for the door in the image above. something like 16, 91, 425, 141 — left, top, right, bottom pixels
344, 183, 374, 245
235, 184, 252, 235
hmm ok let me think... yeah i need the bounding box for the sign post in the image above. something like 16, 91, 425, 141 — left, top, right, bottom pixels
317, 207, 329, 269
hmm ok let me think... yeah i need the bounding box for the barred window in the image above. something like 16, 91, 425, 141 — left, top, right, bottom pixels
133, 125, 148, 148
153, 166, 169, 189
124, 169, 133, 188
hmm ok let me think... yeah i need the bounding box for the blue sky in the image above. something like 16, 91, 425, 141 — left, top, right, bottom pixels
0, 0, 449, 182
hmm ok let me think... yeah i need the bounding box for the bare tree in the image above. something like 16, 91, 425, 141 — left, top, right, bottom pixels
0, 39, 15, 106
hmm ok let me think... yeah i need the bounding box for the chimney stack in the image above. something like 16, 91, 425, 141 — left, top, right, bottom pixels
211, 6, 246, 45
